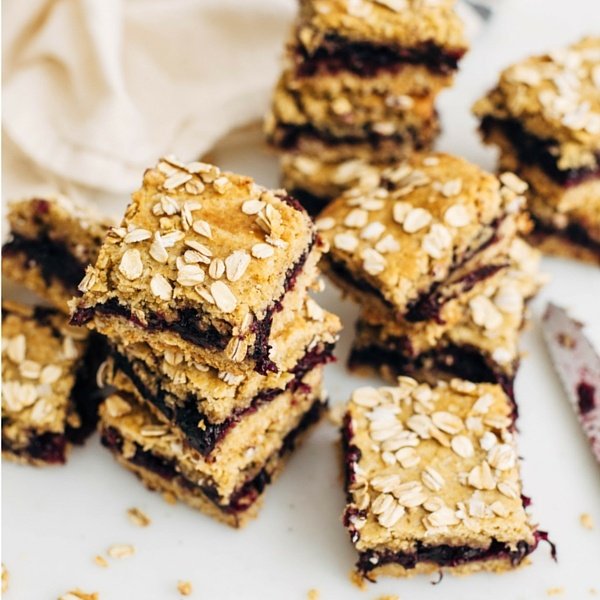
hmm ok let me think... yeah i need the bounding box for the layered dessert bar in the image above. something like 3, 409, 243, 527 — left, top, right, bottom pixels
342, 378, 553, 580
104, 303, 340, 455
2, 301, 104, 465
473, 37, 600, 265
349, 239, 545, 398
317, 153, 529, 324
266, 0, 468, 210
99, 368, 327, 527
2, 196, 112, 312
71, 157, 323, 375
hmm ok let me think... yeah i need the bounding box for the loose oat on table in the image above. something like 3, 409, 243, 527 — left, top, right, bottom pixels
107, 543, 136, 559
58, 590, 99, 600
127, 507, 151, 527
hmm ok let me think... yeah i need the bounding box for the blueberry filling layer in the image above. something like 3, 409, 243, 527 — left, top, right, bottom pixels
1, 431, 68, 465
2, 233, 86, 292
480, 116, 600, 187
355, 538, 539, 577
72, 240, 315, 375
296, 34, 465, 78
100, 398, 325, 515
112, 342, 334, 456
530, 215, 600, 258
327, 253, 505, 324
348, 342, 517, 403
271, 122, 436, 153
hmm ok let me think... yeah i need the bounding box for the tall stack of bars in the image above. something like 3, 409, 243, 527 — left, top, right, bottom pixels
70, 157, 341, 527
316, 152, 545, 403
265, 0, 469, 213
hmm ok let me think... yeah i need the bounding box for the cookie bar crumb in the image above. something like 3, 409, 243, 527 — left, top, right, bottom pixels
546, 587, 565, 597
307, 589, 319, 600
2, 563, 8, 593
177, 581, 193, 596
58, 590, 99, 600
93, 555, 108, 568
580, 513, 595, 530
127, 507, 151, 527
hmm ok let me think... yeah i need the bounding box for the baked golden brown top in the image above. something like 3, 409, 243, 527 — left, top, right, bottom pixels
73, 157, 316, 330
317, 152, 528, 316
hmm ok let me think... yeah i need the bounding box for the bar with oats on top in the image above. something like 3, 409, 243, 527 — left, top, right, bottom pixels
342, 377, 553, 580
473, 36, 600, 265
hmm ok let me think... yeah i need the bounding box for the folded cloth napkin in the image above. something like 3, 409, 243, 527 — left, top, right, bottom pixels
3, 0, 491, 199
3, 0, 294, 195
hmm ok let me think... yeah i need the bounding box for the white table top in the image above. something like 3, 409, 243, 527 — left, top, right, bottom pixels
3, 1, 600, 598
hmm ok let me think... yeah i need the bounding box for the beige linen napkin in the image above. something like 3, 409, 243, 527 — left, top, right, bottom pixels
3, 0, 294, 198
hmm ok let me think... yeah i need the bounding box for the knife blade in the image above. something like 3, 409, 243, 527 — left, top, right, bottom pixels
542, 302, 600, 464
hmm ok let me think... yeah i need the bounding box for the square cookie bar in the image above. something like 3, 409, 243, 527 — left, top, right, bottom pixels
2, 301, 104, 465
99, 368, 326, 528
349, 239, 545, 399
71, 157, 322, 375
473, 36, 600, 264
291, 0, 468, 84
317, 153, 529, 323
2, 196, 112, 312
342, 378, 553, 580
104, 303, 340, 455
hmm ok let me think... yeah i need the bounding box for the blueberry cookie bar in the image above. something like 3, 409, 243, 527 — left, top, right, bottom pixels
266, 0, 468, 210
2, 196, 112, 312
2, 301, 104, 465
473, 37, 600, 265
342, 378, 553, 580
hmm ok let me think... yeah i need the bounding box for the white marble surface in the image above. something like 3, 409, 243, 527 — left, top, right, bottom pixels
3, 0, 600, 598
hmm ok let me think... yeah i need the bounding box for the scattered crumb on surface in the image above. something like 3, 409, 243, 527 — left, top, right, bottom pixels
327, 403, 346, 426
580, 513, 595, 530
376, 596, 400, 600
162, 491, 177, 505
307, 589, 320, 600
590, 588, 598, 595
107, 544, 136, 559
547, 588, 565, 597
177, 581, 193, 596
349, 570, 366, 590
93, 555, 109, 568
127, 507, 151, 527
2, 563, 8, 593
58, 590, 99, 600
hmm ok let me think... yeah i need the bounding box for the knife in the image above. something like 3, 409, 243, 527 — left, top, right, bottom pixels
542, 302, 600, 464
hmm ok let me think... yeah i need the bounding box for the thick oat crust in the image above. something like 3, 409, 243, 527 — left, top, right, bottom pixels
344, 378, 539, 577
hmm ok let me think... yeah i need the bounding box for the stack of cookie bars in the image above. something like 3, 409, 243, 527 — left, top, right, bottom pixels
265, 0, 468, 211
474, 36, 600, 265
316, 152, 544, 401
2, 196, 112, 465
70, 157, 341, 527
